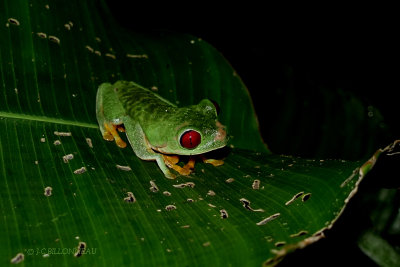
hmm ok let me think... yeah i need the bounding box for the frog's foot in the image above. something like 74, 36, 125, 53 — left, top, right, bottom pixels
183, 157, 196, 171
103, 122, 127, 148
116, 124, 126, 133
200, 155, 224, 167
162, 155, 193, 176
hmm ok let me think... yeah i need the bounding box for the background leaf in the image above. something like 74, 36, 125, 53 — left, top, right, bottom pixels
0, 0, 395, 266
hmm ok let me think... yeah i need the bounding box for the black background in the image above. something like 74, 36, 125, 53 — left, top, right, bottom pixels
104, 2, 399, 157
105, 2, 398, 266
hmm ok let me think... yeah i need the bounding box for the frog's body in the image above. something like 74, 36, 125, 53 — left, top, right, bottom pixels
96, 81, 227, 179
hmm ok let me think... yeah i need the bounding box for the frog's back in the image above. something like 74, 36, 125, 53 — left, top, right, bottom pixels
114, 81, 177, 121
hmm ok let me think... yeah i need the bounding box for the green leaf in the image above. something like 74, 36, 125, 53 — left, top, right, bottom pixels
0, 0, 392, 266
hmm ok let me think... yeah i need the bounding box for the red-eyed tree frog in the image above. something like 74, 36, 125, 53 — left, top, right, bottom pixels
96, 81, 227, 179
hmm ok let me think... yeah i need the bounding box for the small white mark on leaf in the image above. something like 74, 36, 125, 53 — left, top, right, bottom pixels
151, 86, 158, 91
163, 191, 171, 196
94, 50, 101, 56
37, 32, 47, 39
48, 35, 60, 45
85, 138, 93, 148
185, 182, 195, 188
45, 4, 50, 9
302, 193, 311, 202
207, 190, 216, 196
40, 137, 46, 143
274, 241, 286, 247
62, 153, 74, 163
116, 164, 131, 171
85, 45, 94, 53
74, 242, 86, 257
124, 192, 136, 203
10, 253, 24, 264
202, 241, 211, 247
252, 179, 260, 190
149, 181, 159, 192
173, 182, 195, 189
256, 213, 280, 225
165, 205, 177, 211
95, 37, 101, 42
54, 131, 72, 136
225, 178, 235, 183
285, 191, 304, 206
126, 53, 148, 59
105, 53, 116, 59
239, 198, 264, 212
173, 183, 186, 188
265, 236, 274, 242
73, 167, 87, 175
220, 209, 228, 219
207, 203, 216, 208
44, 186, 53, 197
8, 18, 20, 26
53, 140, 61, 146
290, 230, 308, 238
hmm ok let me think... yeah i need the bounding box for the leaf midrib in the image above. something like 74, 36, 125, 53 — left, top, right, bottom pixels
0, 111, 98, 128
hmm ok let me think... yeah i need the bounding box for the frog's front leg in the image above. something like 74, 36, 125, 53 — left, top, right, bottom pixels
161, 155, 195, 176
124, 118, 176, 179
200, 155, 224, 166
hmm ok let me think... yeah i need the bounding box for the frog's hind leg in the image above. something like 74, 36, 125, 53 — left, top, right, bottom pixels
96, 83, 127, 148
103, 122, 127, 148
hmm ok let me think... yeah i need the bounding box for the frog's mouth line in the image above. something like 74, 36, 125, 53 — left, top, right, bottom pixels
150, 143, 227, 157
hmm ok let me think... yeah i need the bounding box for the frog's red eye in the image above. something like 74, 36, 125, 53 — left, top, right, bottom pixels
180, 130, 201, 149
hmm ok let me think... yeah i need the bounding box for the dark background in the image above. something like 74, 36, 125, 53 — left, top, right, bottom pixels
105, 3, 398, 266
104, 2, 399, 160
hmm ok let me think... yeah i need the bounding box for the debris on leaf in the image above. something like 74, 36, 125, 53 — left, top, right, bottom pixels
74, 242, 86, 257
62, 153, 74, 163
124, 192, 136, 203
44, 186, 53, 197
10, 253, 24, 264
285, 192, 304, 206
220, 209, 228, 219
54, 131, 71, 136
73, 167, 87, 175
116, 165, 131, 171
165, 205, 177, 211
149, 181, 159, 192
256, 213, 280, 226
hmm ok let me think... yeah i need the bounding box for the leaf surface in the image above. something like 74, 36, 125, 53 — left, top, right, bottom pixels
0, 1, 386, 266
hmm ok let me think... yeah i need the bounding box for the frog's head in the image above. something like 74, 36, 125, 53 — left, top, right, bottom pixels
150, 99, 228, 156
